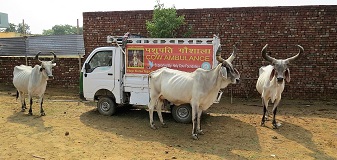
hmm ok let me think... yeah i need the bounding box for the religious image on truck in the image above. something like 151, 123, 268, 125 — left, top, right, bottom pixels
127, 49, 144, 68
126, 44, 213, 74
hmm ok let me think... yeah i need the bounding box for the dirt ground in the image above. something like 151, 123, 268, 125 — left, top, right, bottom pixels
0, 84, 336, 160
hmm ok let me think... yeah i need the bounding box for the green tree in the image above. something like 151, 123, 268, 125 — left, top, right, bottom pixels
42, 24, 83, 35
146, 0, 185, 38
1, 22, 30, 34
17, 23, 31, 34
4, 23, 16, 32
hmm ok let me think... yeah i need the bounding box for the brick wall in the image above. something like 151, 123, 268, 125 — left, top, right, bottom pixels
82, 5, 336, 100
1, 5, 336, 100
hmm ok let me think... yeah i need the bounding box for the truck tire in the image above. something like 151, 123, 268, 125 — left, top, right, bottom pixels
97, 97, 116, 116
172, 104, 192, 123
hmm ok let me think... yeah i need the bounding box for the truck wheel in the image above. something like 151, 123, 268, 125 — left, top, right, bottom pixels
97, 97, 116, 116
172, 104, 192, 123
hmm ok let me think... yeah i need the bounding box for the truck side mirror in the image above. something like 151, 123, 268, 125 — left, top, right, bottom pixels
84, 63, 91, 72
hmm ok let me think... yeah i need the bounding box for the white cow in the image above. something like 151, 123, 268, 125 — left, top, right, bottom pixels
13, 51, 57, 116
148, 44, 240, 140
256, 44, 303, 128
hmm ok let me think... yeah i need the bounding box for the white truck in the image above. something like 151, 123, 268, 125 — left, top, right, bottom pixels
79, 33, 223, 123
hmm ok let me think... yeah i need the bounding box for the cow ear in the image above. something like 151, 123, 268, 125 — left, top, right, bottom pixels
285, 68, 290, 82
52, 63, 56, 67
269, 68, 275, 81
219, 67, 227, 78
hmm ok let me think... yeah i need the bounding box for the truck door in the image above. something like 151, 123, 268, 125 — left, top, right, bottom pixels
83, 49, 115, 100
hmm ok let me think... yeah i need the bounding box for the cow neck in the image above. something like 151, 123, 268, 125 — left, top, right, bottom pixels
204, 64, 223, 93
269, 75, 284, 89
197, 64, 224, 108
31, 65, 47, 86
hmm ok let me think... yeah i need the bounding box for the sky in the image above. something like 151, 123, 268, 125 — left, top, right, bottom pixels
1, 0, 336, 34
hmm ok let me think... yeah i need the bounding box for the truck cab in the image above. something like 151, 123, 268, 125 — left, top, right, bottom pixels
80, 46, 125, 115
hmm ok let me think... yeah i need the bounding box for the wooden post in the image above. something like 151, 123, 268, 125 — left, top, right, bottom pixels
77, 19, 80, 34
23, 19, 28, 65
231, 85, 233, 104
78, 53, 82, 72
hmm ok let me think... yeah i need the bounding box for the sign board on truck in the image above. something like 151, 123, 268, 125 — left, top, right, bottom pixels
126, 44, 214, 74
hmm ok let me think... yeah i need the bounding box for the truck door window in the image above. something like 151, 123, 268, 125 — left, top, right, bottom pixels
87, 51, 112, 72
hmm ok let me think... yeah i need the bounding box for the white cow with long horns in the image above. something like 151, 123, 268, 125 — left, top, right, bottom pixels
13, 51, 57, 116
256, 44, 304, 129
148, 43, 240, 140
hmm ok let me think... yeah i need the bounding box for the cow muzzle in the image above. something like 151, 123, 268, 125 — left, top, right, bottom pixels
232, 78, 240, 84
277, 77, 283, 83
47, 75, 54, 80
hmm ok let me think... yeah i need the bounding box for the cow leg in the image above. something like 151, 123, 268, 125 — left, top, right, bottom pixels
191, 103, 198, 140
19, 91, 26, 112
40, 96, 45, 116
156, 100, 167, 128
23, 100, 27, 109
196, 109, 204, 135
148, 99, 157, 129
23, 92, 27, 110
272, 99, 281, 129
260, 99, 269, 127
28, 96, 33, 116
265, 109, 270, 121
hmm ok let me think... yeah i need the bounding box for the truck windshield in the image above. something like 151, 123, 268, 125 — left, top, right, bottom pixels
88, 51, 112, 71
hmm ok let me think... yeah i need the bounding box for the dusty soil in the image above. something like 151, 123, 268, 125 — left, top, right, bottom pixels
0, 84, 336, 160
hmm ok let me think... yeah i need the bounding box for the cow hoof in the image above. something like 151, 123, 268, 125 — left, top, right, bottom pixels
273, 123, 281, 129
41, 112, 46, 116
192, 134, 199, 140
21, 109, 25, 112
28, 112, 33, 116
162, 123, 168, 128
264, 116, 270, 121
260, 122, 265, 127
150, 125, 157, 130
197, 130, 204, 135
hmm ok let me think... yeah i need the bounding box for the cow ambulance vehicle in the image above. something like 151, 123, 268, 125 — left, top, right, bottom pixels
79, 33, 223, 123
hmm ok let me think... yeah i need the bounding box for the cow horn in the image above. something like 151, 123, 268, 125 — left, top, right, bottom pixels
226, 44, 237, 63
50, 51, 57, 63
216, 44, 224, 63
35, 51, 42, 62
285, 45, 303, 63
261, 44, 276, 63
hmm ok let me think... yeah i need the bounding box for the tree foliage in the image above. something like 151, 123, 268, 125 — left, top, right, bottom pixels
42, 24, 83, 35
2, 23, 31, 34
17, 23, 31, 34
4, 23, 16, 32
146, 0, 185, 38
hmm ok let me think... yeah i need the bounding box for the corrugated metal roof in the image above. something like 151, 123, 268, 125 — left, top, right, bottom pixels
0, 35, 84, 57
0, 37, 26, 56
